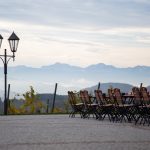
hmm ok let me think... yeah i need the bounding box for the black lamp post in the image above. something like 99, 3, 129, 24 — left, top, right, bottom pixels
0, 32, 19, 115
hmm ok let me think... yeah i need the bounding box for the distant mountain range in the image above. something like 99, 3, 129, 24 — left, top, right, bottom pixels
85, 82, 134, 94
0, 63, 150, 98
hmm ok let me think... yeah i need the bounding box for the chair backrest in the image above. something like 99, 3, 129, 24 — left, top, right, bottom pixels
94, 90, 105, 105
80, 90, 92, 105
83, 90, 92, 104
68, 91, 78, 105
79, 90, 84, 103
141, 87, 150, 104
68, 91, 74, 107
113, 88, 123, 105
132, 87, 142, 105
108, 89, 115, 104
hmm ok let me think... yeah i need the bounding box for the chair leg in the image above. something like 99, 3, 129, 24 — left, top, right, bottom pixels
135, 115, 141, 125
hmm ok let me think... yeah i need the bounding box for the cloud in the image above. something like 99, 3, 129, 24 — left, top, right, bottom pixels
0, 0, 150, 95
136, 35, 150, 44
0, 0, 150, 28
0, 0, 150, 68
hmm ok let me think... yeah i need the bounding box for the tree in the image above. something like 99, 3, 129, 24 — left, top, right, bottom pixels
53, 107, 63, 113
22, 86, 45, 114
8, 99, 20, 114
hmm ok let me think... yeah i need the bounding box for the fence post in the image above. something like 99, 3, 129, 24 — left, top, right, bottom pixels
97, 82, 101, 90
46, 99, 49, 114
7, 84, 10, 110
51, 83, 58, 113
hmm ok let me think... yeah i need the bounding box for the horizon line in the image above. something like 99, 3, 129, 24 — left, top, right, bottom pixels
0, 62, 150, 69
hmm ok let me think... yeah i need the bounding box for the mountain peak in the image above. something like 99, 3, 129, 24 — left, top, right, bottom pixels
41, 62, 83, 70
86, 63, 115, 69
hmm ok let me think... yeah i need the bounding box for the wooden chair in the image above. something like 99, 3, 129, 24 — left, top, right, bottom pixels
107, 88, 120, 122
79, 90, 98, 119
141, 87, 150, 105
68, 91, 84, 118
140, 87, 150, 125
113, 88, 133, 122
94, 90, 114, 121
132, 87, 146, 125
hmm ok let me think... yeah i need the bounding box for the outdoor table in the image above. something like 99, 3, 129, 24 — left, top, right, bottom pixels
89, 95, 96, 103
122, 94, 134, 104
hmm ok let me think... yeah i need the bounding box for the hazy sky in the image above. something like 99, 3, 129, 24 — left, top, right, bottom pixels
0, 0, 150, 67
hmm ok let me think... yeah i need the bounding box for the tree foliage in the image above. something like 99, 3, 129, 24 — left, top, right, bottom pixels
22, 86, 45, 114
8, 86, 45, 114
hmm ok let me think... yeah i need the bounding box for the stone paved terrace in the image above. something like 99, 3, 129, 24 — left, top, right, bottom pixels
0, 115, 150, 150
